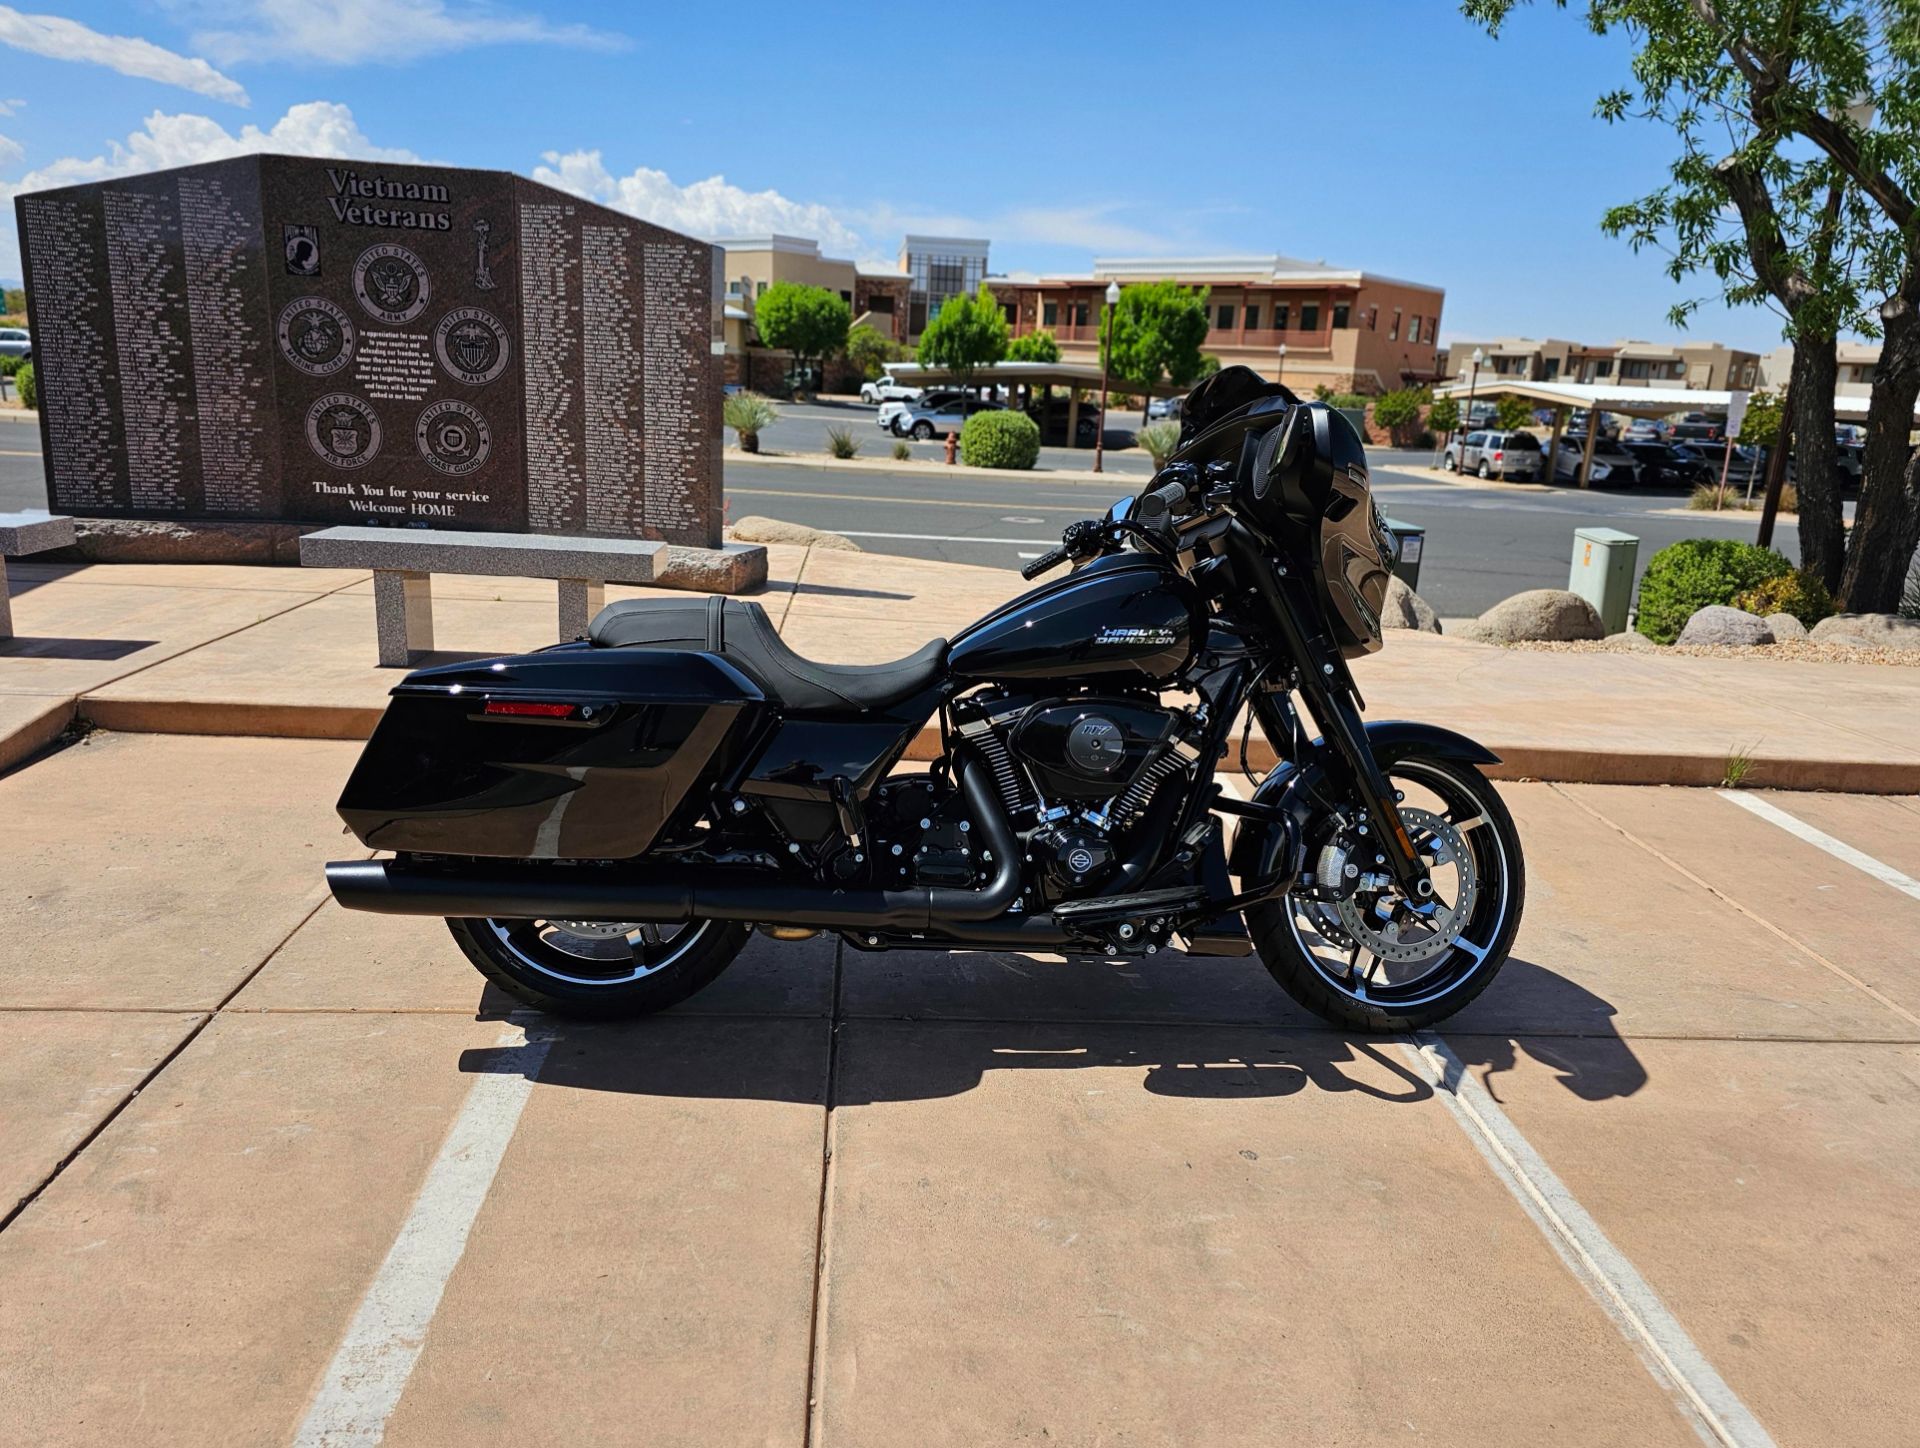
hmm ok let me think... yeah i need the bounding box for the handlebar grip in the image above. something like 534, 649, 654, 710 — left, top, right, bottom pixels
1136, 479, 1190, 536
1021, 546, 1070, 580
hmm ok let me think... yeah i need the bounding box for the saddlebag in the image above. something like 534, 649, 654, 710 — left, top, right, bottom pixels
335, 643, 767, 859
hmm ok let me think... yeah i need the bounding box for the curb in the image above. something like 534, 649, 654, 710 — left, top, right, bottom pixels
42, 696, 1920, 795
726, 448, 1146, 485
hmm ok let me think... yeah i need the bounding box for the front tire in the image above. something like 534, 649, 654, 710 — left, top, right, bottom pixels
1248, 753, 1524, 1032
912, 421, 935, 440
447, 916, 749, 1019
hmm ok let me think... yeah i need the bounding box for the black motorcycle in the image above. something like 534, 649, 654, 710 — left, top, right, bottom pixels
325, 367, 1524, 1031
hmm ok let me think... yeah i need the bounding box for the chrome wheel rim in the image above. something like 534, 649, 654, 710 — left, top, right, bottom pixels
1286, 761, 1512, 1010
484, 918, 710, 987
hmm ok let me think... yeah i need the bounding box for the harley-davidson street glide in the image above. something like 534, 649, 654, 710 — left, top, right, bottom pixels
324, 366, 1524, 1031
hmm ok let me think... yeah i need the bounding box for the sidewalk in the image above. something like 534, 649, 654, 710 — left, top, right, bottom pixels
3, 549, 1917, 789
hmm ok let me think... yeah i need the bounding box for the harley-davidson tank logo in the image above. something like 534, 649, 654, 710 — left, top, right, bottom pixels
415, 399, 492, 475
305, 393, 381, 469
276, 297, 355, 377
433, 306, 511, 386
1093, 625, 1177, 646
352, 243, 431, 324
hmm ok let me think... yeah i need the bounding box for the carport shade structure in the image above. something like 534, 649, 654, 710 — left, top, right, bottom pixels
881, 361, 1189, 449
1431, 378, 1901, 488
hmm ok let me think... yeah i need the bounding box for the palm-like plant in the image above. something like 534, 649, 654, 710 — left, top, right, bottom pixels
723, 392, 779, 453
1138, 420, 1181, 470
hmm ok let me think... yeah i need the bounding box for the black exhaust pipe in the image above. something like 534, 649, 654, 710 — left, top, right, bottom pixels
326, 757, 1023, 931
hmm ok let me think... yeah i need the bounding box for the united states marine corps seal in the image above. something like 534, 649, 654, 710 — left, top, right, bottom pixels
433, 307, 511, 385
276, 297, 355, 377
305, 394, 381, 469
352, 243, 431, 325
415, 399, 492, 476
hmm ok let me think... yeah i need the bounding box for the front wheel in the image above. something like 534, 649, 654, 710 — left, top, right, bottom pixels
1248, 753, 1525, 1032
447, 916, 749, 1019
911, 421, 935, 440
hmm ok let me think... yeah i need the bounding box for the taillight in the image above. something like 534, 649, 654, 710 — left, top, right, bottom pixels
483, 700, 575, 718
1493, 450, 1505, 462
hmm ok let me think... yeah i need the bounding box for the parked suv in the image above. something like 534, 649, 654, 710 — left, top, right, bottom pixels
893, 396, 1004, 440
877, 390, 960, 433
1668, 419, 1727, 447
0, 327, 30, 360
1554, 435, 1643, 487
1444, 429, 1544, 480
860, 373, 921, 405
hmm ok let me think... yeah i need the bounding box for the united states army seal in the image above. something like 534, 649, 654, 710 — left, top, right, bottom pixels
352, 243, 431, 325
305, 393, 382, 469
276, 297, 355, 377
415, 399, 492, 476
433, 307, 511, 385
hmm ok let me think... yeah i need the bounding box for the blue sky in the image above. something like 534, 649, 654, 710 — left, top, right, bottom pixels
0, 0, 1794, 352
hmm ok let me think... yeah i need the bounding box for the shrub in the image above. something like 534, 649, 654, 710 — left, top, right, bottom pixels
892, 439, 911, 461
1732, 570, 1835, 627
1007, 329, 1061, 363
1324, 391, 1369, 411
1428, 396, 1460, 434
1635, 538, 1793, 643
1372, 387, 1423, 431
1137, 420, 1182, 470
0, 355, 21, 377
15, 361, 33, 410
722, 391, 778, 452
1688, 481, 1733, 510
825, 424, 860, 459
959, 409, 1040, 470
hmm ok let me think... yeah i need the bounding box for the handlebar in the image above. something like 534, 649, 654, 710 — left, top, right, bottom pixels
1021, 545, 1071, 581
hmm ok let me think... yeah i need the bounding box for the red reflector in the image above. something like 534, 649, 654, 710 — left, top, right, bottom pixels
1493, 450, 1504, 461
484, 700, 574, 718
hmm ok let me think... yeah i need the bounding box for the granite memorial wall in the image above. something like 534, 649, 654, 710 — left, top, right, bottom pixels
16, 154, 726, 547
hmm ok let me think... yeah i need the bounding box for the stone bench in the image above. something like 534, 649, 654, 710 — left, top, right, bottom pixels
0, 512, 77, 640
298, 527, 670, 667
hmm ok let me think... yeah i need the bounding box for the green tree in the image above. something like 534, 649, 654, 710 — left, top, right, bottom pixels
1107, 280, 1210, 427
1373, 387, 1426, 440
1493, 394, 1534, 431
845, 323, 896, 381
916, 284, 1010, 399
1464, 0, 1917, 610
1428, 395, 1461, 436
1737, 389, 1783, 448
2, 286, 23, 316
753, 281, 851, 394
1007, 329, 1060, 363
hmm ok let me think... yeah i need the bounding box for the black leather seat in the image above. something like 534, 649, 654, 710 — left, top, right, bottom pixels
587, 596, 947, 713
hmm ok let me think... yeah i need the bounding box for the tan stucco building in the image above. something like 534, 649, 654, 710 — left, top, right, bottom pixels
1442, 335, 1759, 391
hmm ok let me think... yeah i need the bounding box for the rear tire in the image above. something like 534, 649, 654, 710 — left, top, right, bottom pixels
912, 421, 934, 440
1248, 754, 1524, 1032
1477, 459, 1492, 479
447, 916, 749, 1020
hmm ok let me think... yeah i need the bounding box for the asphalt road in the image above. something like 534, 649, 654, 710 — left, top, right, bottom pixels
756, 398, 1159, 477
2, 417, 1809, 617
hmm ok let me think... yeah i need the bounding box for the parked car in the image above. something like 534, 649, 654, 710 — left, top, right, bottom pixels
1555, 435, 1643, 486
1567, 408, 1622, 438
1668, 419, 1727, 446
877, 390, 961, 432
860, 373, 922, 405
893, 396, 1005, 440
1621, 418, 1667, 442
1443, 429, 1544, 480
1621, 440, 1712, 487
1147, 395, 1182, 421
1032, 396, 1103, 446
0, 326, 30, 361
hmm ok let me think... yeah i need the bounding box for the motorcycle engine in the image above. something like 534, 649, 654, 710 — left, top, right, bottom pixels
952, 691, 1201, 902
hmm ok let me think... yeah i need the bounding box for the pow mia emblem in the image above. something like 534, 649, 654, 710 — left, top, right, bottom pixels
276, 297, 355, 377
433, 307, 511, 386
415, 399, 493, 476
305, 393, 381, 470
284, 224, 321, 276
352, 243, 431, 325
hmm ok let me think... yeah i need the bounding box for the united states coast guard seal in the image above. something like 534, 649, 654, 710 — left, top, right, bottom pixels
434, 307, 511, 385
277, 297, 355, 377
353, 243, 431, 325
306, 394, 381, 469
416, 399, 492, 475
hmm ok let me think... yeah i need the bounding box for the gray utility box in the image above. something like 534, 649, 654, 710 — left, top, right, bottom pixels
1569, 527, 1639, 634
1382, 517, 1425, 591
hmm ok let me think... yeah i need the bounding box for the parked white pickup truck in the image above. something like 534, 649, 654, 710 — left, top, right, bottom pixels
860, 373, 922, 405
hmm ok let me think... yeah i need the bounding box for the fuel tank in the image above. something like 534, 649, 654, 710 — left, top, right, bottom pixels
948, 554, 1202, 684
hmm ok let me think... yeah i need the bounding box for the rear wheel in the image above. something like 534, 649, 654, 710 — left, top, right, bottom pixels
1248, 754, 1524, 1032
1477, 459, 1493, 479
912, 421, 935, 440
447, 916, 748, 1019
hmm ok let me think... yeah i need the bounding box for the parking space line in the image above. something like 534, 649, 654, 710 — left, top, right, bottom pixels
293, 1017, 553, 1447
1719, 791, 1920, 904
1404, 1033, 1778, 1448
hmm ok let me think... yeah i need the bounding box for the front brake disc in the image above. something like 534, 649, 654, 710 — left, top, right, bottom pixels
1333, 807, 1478, 964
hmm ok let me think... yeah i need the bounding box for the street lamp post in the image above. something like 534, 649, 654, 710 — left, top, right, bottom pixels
1095, 279, 1120, 474
1463, 346, 1484, 458
1275, 341, 1287, 391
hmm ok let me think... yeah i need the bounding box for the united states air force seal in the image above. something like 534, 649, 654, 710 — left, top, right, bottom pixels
305, 394, 381, 469
434, 307, 511, 385
353, 243, 431, 325
277, 297, 355, 377
415, 400, 492, 476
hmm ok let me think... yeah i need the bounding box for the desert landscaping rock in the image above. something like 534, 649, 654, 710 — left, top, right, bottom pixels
1381, 575, 1442, 633
1811, 613, 1920, 650
1458, 588, 1605, 644
728, 516, 862, 552
1678, 605, 1774, 647
1765, 612, 1810, 641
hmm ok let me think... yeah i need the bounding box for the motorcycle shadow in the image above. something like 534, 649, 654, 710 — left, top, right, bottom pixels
459, 954, 1644, 1108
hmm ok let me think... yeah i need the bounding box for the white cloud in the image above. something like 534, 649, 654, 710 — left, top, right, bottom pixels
533, 149, 868, 256
0, 101, 418, 274
0, 6, 246, 105
187, 0, 627, 66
